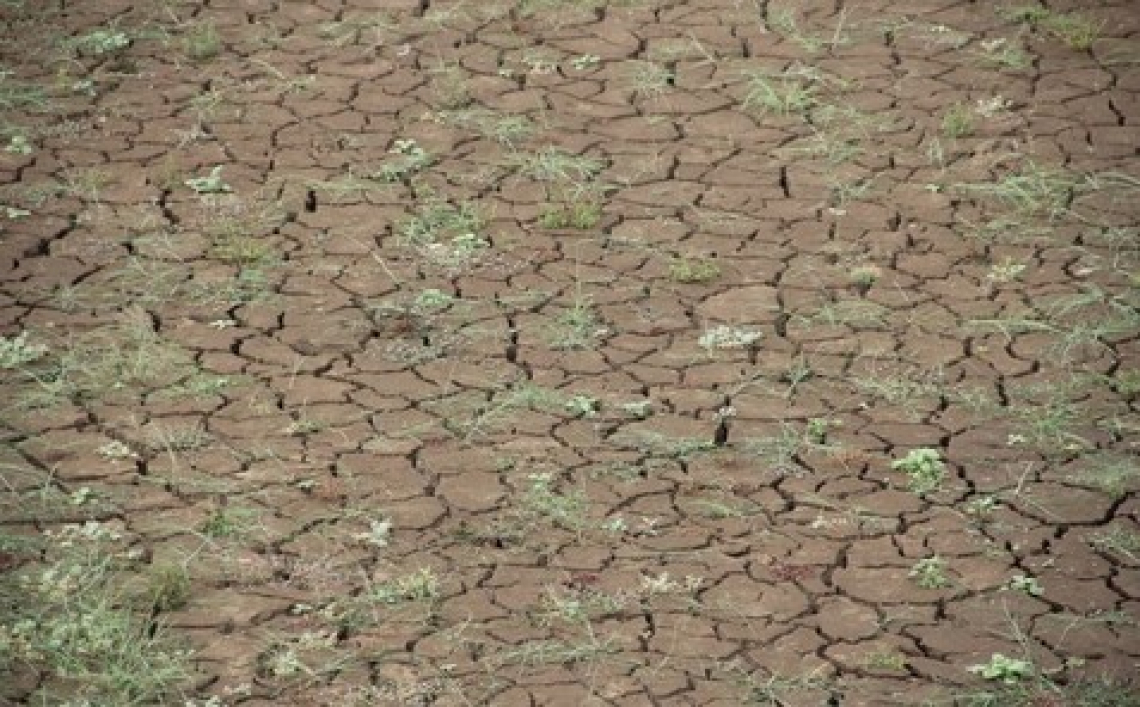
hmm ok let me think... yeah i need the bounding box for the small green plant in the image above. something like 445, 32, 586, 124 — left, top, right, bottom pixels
864, 651, 908, 671
0, 522, 193, 704
376, 138, 433, 182
1040, 12, 1102, 51
4, 133, 31, 154
353, 518, 393, 548
1003, 574, 1044, 597
669, 256, 721, 283
968, 653, 1033, 684
891, 448, 946, 494
0, 70, 49, 111
698, 325, 762, 353
0, 331, 47, 369
145, 563, 192, 612
184, 21, 222, 61
909, 556, 951, 589
412, 288, 454, 311
942, 102, 975, 138
564, 394, 600, 418
619, 400, 654, 419
975, 38, 1033, 71
184, 166, 232, 194
965, 495, 1000, 518
371, 568, 441, 604
522, 473, 591, 534
570, 54, 600, 70
512, 147, 605, 183
70, 28, 131, 56
628, 60, 675, 100
768, 7, 827, 53
436, 108, 533, 147
999, 5, 1102, 50
548, 298, 606, 350
198, 504, 256, 540
1069, 454, 1137, 499
849, 264, 881, 291
429, 62, 471, 109
539, 200, 602, 229
805, 418, 838, 445
1088, 524, 1139, 564
741, 71, 818, 116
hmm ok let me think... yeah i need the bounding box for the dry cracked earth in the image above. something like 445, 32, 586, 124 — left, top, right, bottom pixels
1, 0, 1139, 705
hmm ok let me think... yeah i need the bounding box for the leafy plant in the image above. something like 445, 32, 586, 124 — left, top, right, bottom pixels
376, 138, 433, 182
669, 256, 721, 283
942, 102, 975, 138
969, 653, 1033, 684
891, 448, 946, 494
699, 325, 763, 352
1003, 575, 1043, 597
184, 22, 221, 61
539, 200, 602, 229
0, 522, 192, 704
184, 166, 232, 194
0, 331, 47, 369
909, 556, 951, 589
69, 28, 130, 56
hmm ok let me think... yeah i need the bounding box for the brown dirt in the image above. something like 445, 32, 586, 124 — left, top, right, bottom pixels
2, 0, 1139, 705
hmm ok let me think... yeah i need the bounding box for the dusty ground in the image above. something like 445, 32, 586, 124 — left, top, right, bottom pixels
1, 0, 1138, 705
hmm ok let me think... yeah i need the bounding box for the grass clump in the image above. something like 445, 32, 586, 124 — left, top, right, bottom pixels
998, 5, 1102, 50
539, 200, 602, 230
891, 448, 946, 494
942, 102, 975, 138
184, 21, 221, 61
0, 523, 193, 705
741, 70, 818, 116
669, 256, 721, 283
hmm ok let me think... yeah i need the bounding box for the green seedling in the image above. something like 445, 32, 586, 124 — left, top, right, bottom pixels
1069, 454, 1138, 499
412, 288, 454, 311
909, 556, 951, 589
628, 60, 675, 100
184, 166, 232, 194
942, 102, 975, 138
145, 563, 191, 612
669, 256, 721, 283
0, 331, 47, 369
698, 325, 762, 352
564, 394, 600, 418
436, 108, 534, 147
1003, 575, 1043, 597
570, 54, 600, 70
354, 518, 393, 548
376, 138, 432, 182
69, 28, 131, 56
0, 70, 48, 110
184, 22, 221, 61
999, 5, 1102, 50
741, 71, 817, 116
4, 134, 31, 154
512, 147, 605, 183
975, 38, 1033, 71
891, 448, 946, 494
968, 653, 1033, 684
549, 298, 606, 350
620, 400, 654, 419
964, 495, 1000, 518
371, 568, 440, 604
539, 201, 602, 229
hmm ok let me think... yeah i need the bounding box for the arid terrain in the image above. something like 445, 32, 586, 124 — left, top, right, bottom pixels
1, 0, 1138, 705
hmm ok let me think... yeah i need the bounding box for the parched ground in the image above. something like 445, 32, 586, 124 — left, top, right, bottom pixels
1, 0, 1138, 705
